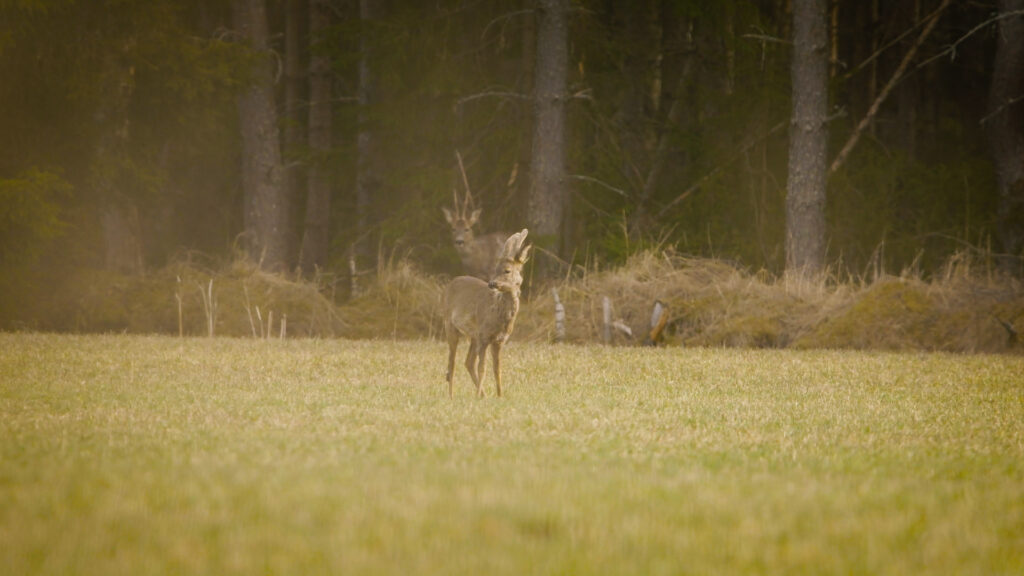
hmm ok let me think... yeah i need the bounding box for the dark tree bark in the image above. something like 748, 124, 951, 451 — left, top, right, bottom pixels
284, 0, 305, 266
353, 0, 379, 269
234, 0, 288, 271
527, 0, 569, 275
988, 0, 1024, 266
299, 0, 332, 275
785, 0, 829, 276
102, 203, 144, 274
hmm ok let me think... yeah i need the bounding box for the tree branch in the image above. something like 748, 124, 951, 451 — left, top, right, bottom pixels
828, 0, 953, 176
455, 91, 531, 107
566, 174, 629, 197
915, 9, 1024, 71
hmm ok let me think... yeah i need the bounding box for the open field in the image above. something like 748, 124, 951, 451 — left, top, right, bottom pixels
1, 333, 1022, 575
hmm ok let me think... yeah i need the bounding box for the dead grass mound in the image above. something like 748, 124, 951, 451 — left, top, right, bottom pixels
22, 249, 1023, 353
796, 262, 1024, 353
518, 249, 1023, 354
46, 254, 345, 337
337, 257, 443, 340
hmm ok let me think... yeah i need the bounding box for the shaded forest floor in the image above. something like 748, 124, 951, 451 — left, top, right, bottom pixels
10, 250, 1024, 354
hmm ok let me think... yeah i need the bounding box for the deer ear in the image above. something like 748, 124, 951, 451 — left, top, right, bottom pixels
468, 209, 481, 226
516, 244, 531, 264
500, 231, 520, 257
441, 207, 454, 224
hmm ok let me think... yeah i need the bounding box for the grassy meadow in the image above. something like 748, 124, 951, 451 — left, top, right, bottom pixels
1, 333, 1022, 575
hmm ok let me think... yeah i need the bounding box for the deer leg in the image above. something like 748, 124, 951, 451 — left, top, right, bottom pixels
491, 342, 503, 397
445, 327, 459, 398
476, 342, 488, 398
464, 340, 481, 396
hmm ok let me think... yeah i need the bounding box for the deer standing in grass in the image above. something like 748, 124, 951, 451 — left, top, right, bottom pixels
443, 228, 530, 398
442, 190, 507, 280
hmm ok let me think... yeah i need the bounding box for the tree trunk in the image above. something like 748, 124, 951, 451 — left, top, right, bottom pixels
234, 0, 288, 271
299, 0, 332, 276
988, 0, 1024, 266
284, 0, 305, 266
354, 0, 379, 270
527, 0, 569, 276
102, 202, 144, 274
785, 0, 829, 277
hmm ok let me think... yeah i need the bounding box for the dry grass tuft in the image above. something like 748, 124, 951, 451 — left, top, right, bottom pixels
338, 257, 444, 340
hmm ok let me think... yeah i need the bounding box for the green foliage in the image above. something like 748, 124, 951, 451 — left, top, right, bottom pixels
0, 168, 69, 266
1, 334, 1022, 574
829, 142, 998, 275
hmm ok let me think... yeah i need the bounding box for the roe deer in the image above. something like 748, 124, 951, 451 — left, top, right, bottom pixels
442, 190, 507, 279
442, 228, 531, 398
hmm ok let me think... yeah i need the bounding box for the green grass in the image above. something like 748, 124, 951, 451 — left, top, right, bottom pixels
1, 333, 1022, 575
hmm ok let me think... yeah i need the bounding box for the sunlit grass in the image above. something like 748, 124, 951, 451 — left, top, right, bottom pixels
1, 333, 1022, 575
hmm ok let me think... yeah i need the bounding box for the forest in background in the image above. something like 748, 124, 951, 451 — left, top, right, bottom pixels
1, 0, 1022, 337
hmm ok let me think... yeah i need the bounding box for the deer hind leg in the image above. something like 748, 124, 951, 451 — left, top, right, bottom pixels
475, 342, 488, 398
464, 340, 482, 396
445, 326, 459, 398
491, 342, 503, 397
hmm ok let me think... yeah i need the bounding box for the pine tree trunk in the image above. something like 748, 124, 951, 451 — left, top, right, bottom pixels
785, 0, 829, 277
527, 0, 569, 275
284, 0, 305, 264
299, 0, 332, 275
354, 0, 378, 270
234, 0, 288, 271
988, 0, 1024, 266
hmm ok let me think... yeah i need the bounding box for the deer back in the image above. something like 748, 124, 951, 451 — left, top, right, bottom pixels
460, 232, 506, 280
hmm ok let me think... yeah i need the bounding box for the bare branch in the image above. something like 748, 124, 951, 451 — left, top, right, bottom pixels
846, 3, 938, 76
455, 91, 531, 107
829, 0, 953, 176
481, 9, 534, 42
981, 93, 1024, 125
915, 9, 1024, 71
566, 174, 629, 197
741, 33, 790, 45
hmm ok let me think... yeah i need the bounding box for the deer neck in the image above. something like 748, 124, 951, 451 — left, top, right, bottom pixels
489, 288, 520, 332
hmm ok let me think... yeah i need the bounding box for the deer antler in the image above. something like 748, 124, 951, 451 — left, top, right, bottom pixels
452, 189, 462, 219
455, 150, 475, 215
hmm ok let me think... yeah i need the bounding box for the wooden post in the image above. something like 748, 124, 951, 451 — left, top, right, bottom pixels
175, 276, 183, 338
552, 288, 565, 342
602, 296, 612, 344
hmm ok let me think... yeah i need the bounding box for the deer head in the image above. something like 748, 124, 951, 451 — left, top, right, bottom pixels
442, 189, 507, 279
487, 229, 531, 295
441, 189, 482, 250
